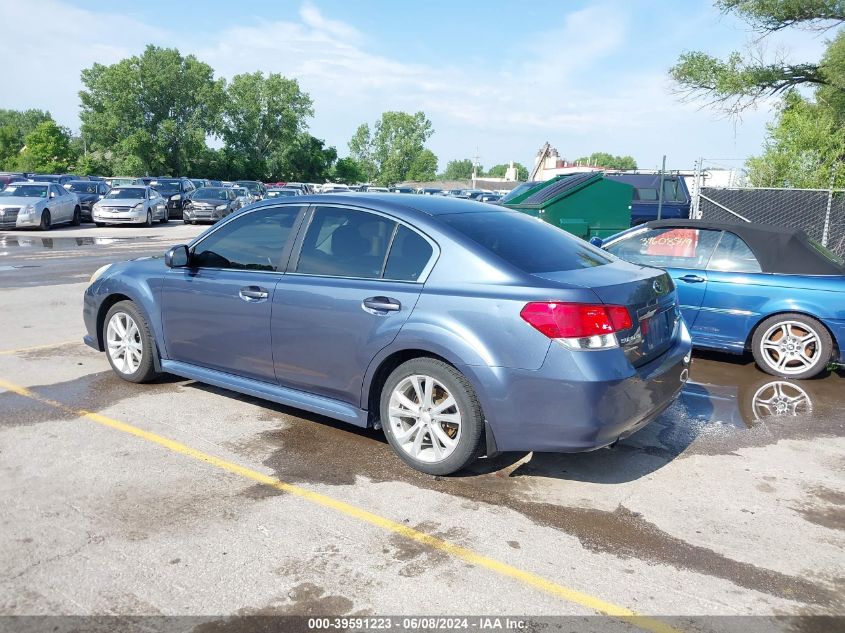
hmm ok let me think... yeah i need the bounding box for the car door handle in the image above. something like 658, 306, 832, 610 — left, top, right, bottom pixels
239, 286, 269, 302
362, 296, 401, 314
678, 274, 705, 283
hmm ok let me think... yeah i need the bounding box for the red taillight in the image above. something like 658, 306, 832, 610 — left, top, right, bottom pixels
520, 302, 633, 339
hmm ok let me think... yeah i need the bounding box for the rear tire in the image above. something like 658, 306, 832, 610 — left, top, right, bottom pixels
71, 206, 81, 226
102, 300, 161, 384
39, 210, 51, 231
144, 210, 152, 227
160, 208, 169, 223
95, 222, 105, 227
751, 313, 832, 380
380, 357, 484, 475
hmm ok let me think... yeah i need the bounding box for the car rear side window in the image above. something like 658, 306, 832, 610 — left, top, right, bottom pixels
296, 207, 396, 279
441, 211, 611, 273
708, 232, 762, 273
192, 207, 302, 272
384, 225, 433, 281
607, 227, 721, 270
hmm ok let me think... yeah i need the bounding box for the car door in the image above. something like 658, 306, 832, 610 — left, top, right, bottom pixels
160, 205, 306, 382
605, 227, 721, 328
50, 185, 70, 223
271, 205, 436, 406
693, 231, 767, 349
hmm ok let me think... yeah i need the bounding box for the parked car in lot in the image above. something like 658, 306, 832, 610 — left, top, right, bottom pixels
235, 180, 267, 200
322, 183, 351, 193
33, 174, 85, 186
65, 180, 110, 221
83, 194, 690, 475
477, 193, 502, 203
0, 182, 82, 230
418, 187, 443, 195
0, 172, 28, 190
391, 186, 415, 194
189, 178, 211, 190
231, 186, 254, 206
266, 187, 303, 198
105, 177, 137, 187
92, 186, 167, 226
148, 178, 195, 219
598, 220, 845, 379
182, 187, 241, 224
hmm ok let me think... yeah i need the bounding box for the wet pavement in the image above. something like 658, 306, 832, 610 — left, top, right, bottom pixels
0, 243, 843, 626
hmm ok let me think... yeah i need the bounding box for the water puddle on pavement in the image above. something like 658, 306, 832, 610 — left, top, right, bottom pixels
0, 236, 155, 250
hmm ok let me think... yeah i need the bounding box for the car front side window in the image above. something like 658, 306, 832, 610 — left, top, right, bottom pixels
606, 228, 722, 270
192, 207, 303, 272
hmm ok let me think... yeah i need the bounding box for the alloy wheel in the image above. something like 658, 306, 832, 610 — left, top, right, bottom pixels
759, 321, 821, 376
388, 374, 462, 463
106, 312, 143, 375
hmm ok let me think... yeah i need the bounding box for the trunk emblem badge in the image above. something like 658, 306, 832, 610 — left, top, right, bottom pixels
653, 279, 664, 293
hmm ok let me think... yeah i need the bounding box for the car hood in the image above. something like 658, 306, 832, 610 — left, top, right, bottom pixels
0, 196, 45, 206
190, 197, 228, 204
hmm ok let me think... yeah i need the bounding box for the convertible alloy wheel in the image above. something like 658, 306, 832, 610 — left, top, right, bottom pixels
758, 320, 822, 376
388, 374, 462, 463
106, 312, 143, 375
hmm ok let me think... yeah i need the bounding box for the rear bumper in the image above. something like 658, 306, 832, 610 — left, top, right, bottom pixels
473, 321, 692, 452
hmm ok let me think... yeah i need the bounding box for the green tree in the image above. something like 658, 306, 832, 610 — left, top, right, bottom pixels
746, 91, 845, 187
573, 152, 637, 170
270, 134, 337, 182
0, 109, 53, 169
221, 72, 314, 180
670, 1, 845, 114
348, 112, 434, 185
485, 162, 529, 180
441, 158, 475, 180
333, 156, 366, 183
17, 121, 76, 173
406, 148, 438, 181
79, 45, 225, 176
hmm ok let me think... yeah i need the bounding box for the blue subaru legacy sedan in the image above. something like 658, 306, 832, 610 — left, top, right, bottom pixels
599, 220, 845, 380
83, 195, 691, 475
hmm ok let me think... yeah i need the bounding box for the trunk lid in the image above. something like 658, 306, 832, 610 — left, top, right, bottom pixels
533, 263, 679, 366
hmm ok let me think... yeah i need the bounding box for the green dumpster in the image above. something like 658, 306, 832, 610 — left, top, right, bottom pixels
502, 172, 633, 240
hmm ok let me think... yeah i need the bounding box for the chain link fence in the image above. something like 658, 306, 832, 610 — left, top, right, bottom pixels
693, 186, 845, 257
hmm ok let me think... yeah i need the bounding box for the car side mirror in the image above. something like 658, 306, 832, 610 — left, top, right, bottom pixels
49, 192, 56, 198
165, 244, 190, 268
589, 236, 604, 248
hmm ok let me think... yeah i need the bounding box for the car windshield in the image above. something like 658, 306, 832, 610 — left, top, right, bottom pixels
0, 184, 48, 198
66, 182, 98, 193
441, 211, 612, 273
195, 187, 229, 200
150, 180, 180, 193
105, 188, 145, 199
233, 188, 248, 196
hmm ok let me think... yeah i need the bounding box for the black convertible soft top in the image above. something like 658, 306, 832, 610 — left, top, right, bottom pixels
642, 220, 845, 276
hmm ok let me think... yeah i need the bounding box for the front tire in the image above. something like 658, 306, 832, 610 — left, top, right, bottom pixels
95, 222, 105, 227
103, 301, 160, 383
39, 210, 51, 231
160, 208, 169, 223
144, 210, 152, 227
380, 358, 484, 475
752, 313, 832, 380
71, 206, 81, 226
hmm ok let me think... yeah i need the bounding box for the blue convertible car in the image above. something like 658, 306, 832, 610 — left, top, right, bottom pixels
599, 220, 845, 379
84, 195, 690, 475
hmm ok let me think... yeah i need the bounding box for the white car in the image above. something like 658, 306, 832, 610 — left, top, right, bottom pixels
92, 186, 168, 226
322, 183, 351, 193
0, 182, 81, 230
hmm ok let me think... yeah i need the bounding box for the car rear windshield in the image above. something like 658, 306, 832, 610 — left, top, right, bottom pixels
66, 182, 98, 193
808, 238, 845, 270
237, 181, 262, 193
150, 180, 180, 192
441, 211, 612, 273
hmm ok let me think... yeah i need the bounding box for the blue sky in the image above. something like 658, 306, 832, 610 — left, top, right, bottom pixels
1, 0, 831, 171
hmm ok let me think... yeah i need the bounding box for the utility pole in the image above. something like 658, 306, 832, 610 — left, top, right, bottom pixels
472, 146, 481, 188
656, 154, 666, 221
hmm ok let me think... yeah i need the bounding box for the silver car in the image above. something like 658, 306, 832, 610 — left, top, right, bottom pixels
0, 182, 82, 230
92, 186, 168, 226
231, 186, 254, 207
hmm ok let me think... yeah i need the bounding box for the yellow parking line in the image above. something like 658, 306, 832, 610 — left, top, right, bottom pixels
0, 376, 680, 633
0, 340, 80, 355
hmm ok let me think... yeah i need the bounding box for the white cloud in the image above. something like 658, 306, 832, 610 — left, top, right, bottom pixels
0, 0, 781, 168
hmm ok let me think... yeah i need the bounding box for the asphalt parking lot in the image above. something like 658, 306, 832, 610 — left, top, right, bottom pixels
0, 224, 843, 631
